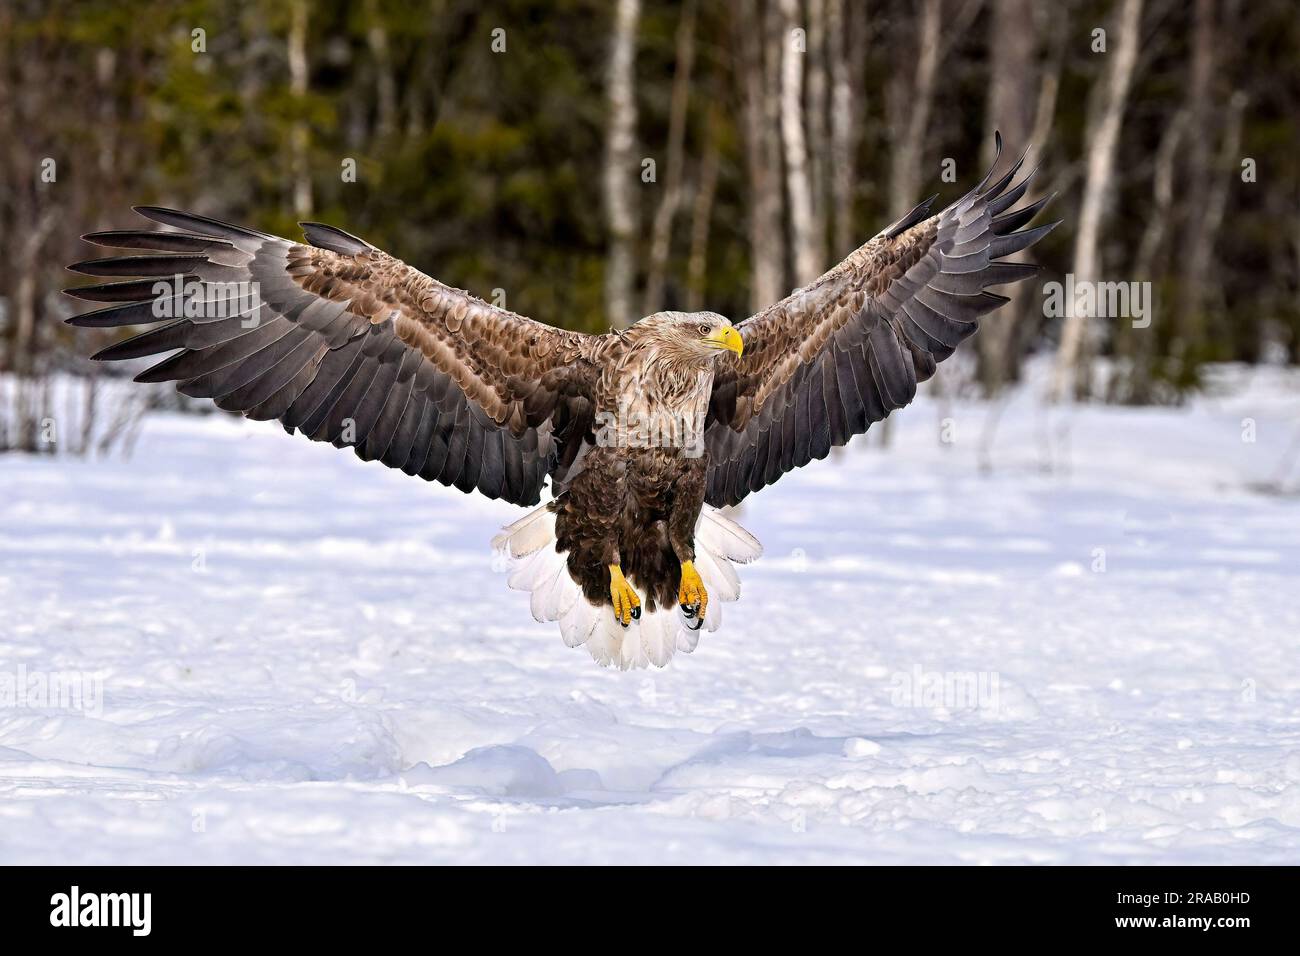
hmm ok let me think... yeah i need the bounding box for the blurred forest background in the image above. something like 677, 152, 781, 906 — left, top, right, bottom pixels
1, 0, 1298, 455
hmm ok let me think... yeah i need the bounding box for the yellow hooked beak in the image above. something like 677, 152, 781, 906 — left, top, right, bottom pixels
703, 325, 744, 357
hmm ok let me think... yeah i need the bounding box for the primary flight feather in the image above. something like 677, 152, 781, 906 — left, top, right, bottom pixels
67, 134, 1057, 670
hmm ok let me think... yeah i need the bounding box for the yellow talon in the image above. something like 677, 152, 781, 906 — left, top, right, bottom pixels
678, 560, 707, 626
608, 564, 641, 627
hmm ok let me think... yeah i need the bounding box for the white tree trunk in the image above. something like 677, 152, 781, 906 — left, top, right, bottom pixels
780, 0, 822, 284
880, 0, 941, 448
604, 0, 641, 328
364, 0, 398, 140
1050, 0, 1142, 403
827, 0, 862, 258
687, 117, 721, 313
734, 0, 786, 313
288, 0, 313, 219
805, 0, 829, 267
977, 0, 1037, 396
642, 0, 696, 315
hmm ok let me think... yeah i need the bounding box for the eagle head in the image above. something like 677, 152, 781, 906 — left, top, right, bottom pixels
633, 311, 744, 365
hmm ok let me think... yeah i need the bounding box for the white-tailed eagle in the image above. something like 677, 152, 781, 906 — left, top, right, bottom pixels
66, 135, 1055, 669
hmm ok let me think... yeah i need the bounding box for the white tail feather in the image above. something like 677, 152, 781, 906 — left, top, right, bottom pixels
492, 505, 763, 670
491, 506, 556, 557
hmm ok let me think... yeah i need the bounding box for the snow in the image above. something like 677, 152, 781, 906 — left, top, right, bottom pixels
2, 362, 1298, 864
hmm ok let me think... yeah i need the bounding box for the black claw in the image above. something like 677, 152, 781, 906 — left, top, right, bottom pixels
631, 606, 641, 620
685, 615, 704, 632
681, 602, 699, 618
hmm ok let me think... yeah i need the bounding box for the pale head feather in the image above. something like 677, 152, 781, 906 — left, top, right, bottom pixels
625, 311, 737, 368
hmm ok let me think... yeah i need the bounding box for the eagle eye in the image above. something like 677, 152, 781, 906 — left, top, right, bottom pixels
698, 323, 711, 336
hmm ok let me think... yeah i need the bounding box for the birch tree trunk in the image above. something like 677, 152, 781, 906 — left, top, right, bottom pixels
734, 0, 786, 313
780, 0, 823, 284
288, 0, 313, 219
1000, 8, 1067, 386
880, 0, 942, 448
1049, 0, 1142, 403
604, 0, 641, 329
364, 0, 398, 141
12, 211, 56, 378
887, 0, 941, 219
976, 0, 1038, 396
805, 0, 829, 268
686, 114, 721, 313
827, 0, 863, 258
642, 0, 696, 315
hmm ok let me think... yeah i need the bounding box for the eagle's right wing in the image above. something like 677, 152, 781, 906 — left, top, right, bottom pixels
705, 135, 1059, 507
66, 208, 597, 505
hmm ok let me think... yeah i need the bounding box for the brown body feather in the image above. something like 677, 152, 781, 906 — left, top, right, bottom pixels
549, 319, 716, 612
553, 447, 706, 612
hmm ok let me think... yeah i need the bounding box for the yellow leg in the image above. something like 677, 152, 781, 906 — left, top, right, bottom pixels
678, 560, 707, 627
608, 564, 642, 627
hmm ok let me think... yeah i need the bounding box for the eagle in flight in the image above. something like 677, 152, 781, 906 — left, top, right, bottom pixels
67, 135, 1055, 670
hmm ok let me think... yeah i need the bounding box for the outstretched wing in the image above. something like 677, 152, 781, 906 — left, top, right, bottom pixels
705, 136, 1058, 507
65, 208, 596, 505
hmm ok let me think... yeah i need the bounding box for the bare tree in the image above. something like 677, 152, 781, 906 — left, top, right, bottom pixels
686, 111, 721, 313
1175, 0, 1216, 359
805, 0, 829, 259
604, 0, 641, 328
734, 0, 786, 312
288, 0, 313, 219
1113, 108, 1188, 403
780, 0, 823, 284
1197, 91, 1246, 335
977, 0, 1038, 396
10, 210, 56, 380
364, 0, 398, 141
1050, 0, 1143, 403
882, 0, 978, 448
886, 0, 942, 220
827, 0, 864, 258
643, 0, 696, 315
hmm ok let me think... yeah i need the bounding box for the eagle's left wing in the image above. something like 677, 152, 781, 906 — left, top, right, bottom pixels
705, 136, 1058, 507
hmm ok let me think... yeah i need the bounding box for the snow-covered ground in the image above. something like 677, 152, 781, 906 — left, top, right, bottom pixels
2, 363, 1298, 864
